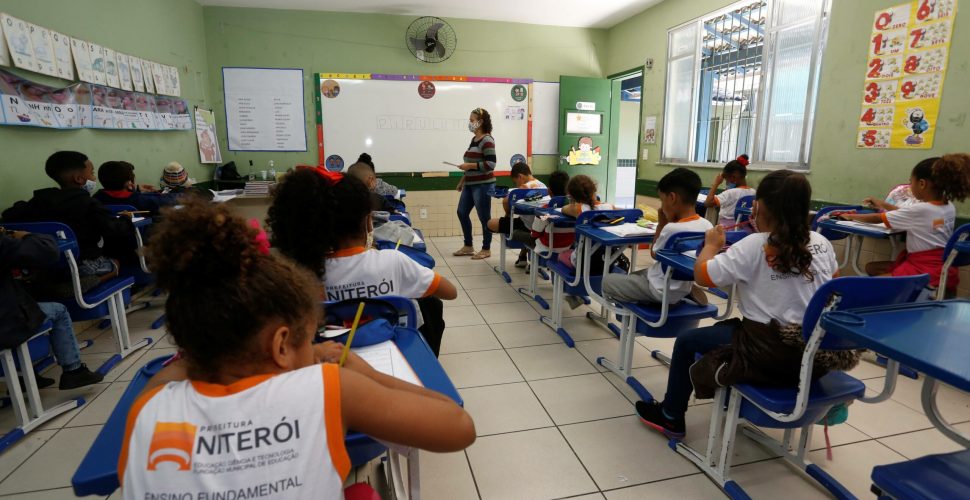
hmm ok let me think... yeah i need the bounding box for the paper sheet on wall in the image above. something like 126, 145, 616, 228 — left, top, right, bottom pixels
87, 42, 106, 85
27, 23, 56, 77
2, 14, 37, 72
50, 30, 74, 80
195, 107, 223, 163
353, 341, 423, 386
0, 18, 10, 67
857, 0, 958, 149
71, 38, 94, 83
642, 115, 657, 144
103, 47, 120, 88
224, 67, 307, 151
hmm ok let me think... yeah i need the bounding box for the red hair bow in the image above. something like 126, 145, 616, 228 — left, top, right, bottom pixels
248, 218, 271, 256
736, 155, 750, 167
298, 165, 343, 185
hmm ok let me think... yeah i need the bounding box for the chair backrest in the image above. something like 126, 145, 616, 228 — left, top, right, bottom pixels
374, 240, 435, 269
547, 196, 569, 209
663, 230, 750, 253
508, 187, 548, 204
811, 205, 864, 230
0, 221, 79, 270
734, 195, 754, 213
323, 296, 418, 330
574, 208, 642, 226
803, 275, 929, 349
943, 223, 970, 269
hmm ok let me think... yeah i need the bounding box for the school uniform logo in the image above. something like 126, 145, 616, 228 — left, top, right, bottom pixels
147, 422, 197, 471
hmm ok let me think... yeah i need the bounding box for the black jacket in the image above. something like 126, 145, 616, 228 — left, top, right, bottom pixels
0, 234, 58, 349
2, 187, 135, 262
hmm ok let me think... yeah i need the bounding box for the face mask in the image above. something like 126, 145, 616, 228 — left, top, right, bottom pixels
365, 230, 375, 249
468, 121, 481, 133
82, 179, 98, 195
726, 182, 737, 189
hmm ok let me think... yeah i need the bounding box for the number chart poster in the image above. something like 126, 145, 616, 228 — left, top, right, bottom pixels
858, 0, 958, 149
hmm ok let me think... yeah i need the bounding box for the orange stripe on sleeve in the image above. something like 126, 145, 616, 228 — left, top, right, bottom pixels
713, 197, 721, 207
117, 384, 166, 486
696, 260, 717, 288
833, 270, 840, 278
422, 273, 443, 298
880, 212, 891, 228
323, 364, 351, 481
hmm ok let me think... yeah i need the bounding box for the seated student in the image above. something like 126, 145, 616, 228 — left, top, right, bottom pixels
0, 228, 103, 389
704, 154, 756, 228
121, 201, 474, 499
554, 175, 616, 308
841, 154, 970, 297
93, 161, 178, 215
357, 153, 400, 197
486, 162, 547, 267
635, 170, 852, 440
2, 151, 135, 287
530, 171, 570, 256
267, 167, 458, 356
603, 168, 712, 307
347, 161, 401, 213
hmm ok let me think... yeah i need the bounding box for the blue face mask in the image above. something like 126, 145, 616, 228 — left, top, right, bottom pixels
725, 182, 737, 189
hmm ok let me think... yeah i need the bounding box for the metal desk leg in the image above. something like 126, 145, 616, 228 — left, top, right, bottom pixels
921, 377, 970, 447
849, 235, 867, 276
518, 248, 549, 309
598, 312, 654, 402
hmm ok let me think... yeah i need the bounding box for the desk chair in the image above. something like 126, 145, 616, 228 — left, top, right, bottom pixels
103, 205, 165, 330
871, 448, 970, 500
375, 240, 435, 269
936, 223, 970, 300
734, 195, 754, 225
0, 321, 85, 453
491, 188, 547, 283
0, 222, 151, 375
517, 195, 569, 309
674, 275, 927, 499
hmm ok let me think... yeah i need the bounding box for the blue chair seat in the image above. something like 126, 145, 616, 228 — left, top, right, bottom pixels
620, 300, 717, 338
547, 258, 603, 296
81, 276, 136, 304
736, 371, 865, 428
0, 321, 53, 375
60, 277, 135, 321
871, 449, 970, 500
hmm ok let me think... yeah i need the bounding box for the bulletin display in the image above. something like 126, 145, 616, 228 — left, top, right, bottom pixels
857, 0, 958, 149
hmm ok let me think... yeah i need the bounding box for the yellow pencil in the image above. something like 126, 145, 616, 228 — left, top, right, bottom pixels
395, 239, 402, 250
338, 302, 366, 366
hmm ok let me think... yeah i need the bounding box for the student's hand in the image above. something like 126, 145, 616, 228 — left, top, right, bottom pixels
314, 341, 345, 364
862, 197, 884, 210
139, 184, 158, 193
712, 173, 724, 188
7, 230, 30, 240
459, 163, 477, 171
341, 350, 378, 377
704, 225, 726, 249
118, 211, 134, 219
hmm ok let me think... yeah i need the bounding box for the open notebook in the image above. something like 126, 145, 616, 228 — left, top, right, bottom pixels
833, 219, 902, 234
353, 341, 423, 386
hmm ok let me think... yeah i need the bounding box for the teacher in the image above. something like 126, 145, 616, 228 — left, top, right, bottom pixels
453, 107, 497, 260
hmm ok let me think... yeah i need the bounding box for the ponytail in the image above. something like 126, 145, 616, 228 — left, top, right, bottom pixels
756, 170, 814, 281
913, 154, 970, 202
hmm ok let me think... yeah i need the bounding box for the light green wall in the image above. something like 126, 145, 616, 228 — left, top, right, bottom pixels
607, 0, 970, 216
0, 0, 210, 207
201, 6, 609, 175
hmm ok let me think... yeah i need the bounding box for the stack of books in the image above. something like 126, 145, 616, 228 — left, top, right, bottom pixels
243, 181, 274, 196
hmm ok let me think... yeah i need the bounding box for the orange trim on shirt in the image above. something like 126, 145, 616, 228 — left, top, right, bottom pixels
422, 273, 443, 297
118, 384, 166, 485
880, 212, 891, 228
323, 364, 351, 481
678, 214, 702, 223
329, 246, 367, 258
833, 270, 840, 278
712, 197, 721, 207
696, 260, 716, 287
929, 200, 946, 206
190, 374, 275, 397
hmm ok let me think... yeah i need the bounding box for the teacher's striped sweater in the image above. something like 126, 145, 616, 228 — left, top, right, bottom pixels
462, 134, 497, 185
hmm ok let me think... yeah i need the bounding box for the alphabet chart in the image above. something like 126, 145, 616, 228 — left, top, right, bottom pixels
857, 0, 957, 149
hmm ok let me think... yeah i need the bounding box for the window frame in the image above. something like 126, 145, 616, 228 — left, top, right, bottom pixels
659, 0, 832, 171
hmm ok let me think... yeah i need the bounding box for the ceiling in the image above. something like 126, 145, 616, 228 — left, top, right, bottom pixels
196, 0, 665, 28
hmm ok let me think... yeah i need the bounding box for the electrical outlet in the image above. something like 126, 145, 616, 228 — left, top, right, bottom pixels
419, 208, 428, 219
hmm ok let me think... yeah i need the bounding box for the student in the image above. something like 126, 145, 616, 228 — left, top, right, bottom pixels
2, 151, 135, 285
841, 154, 970, 296
267, 167, 458, 355
357, 153, 399, 197
120, 201, 474, 499
158, 161, 191, 192
704, 154, 755, 228
602, 168, 712, 307
0, 228, 103, 389
486, 162, 547, 267
529, 171, 570, 257
636, 170, 851, 440
556, 175, 616, 308
347, 161, 400, 213
94, 161, 178, 216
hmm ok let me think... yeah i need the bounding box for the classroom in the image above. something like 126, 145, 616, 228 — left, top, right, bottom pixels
0, 0, 969, 498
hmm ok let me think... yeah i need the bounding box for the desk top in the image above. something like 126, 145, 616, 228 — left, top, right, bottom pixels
655, 250, 697, 280
576, 224, 655, 246
821, 300, 970, 392
818, 219, 901, 238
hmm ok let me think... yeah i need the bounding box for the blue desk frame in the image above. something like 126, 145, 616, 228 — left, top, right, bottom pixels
817, 218, 902, 276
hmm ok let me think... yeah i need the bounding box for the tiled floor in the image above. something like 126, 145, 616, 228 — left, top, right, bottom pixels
2, 235, 969, 499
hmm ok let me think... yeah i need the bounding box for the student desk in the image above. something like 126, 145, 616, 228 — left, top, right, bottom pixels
821, 300, 970, 447
513, 201, 556, 308
71, 327, 461, 498
817, 218, 903, 276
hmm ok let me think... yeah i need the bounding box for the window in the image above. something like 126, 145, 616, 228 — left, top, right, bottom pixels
661, 0, 829, 168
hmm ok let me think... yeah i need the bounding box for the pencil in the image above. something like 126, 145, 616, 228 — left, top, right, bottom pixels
395, 239, 401, 250
125, 210, 150, 215
338, 302, 366, 367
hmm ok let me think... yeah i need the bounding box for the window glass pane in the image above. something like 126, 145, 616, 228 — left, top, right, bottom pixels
663, 56, 695, 160
670, 24, 697, 58
763, 20, 814, 163
776, 0, 823, 26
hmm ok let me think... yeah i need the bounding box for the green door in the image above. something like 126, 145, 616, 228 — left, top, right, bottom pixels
558, 76, 612, 199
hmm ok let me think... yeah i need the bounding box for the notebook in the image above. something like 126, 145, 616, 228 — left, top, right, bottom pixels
353, 340, 423, 386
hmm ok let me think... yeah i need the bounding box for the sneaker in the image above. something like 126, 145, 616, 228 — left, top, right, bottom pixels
17, 374, 56, 391
564, 294, 584, 310
59, 364, 104, 390
635, 400, 686, 440
689, 285, 709, 306
515, 257, 528, 268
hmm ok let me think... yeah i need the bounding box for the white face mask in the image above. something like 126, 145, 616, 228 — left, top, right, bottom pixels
82, 179, 98, 195
468, 121, 481, 133
365, 230, 374, 249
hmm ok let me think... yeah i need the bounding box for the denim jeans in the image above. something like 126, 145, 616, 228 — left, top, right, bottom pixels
36, 302, 82, 371
457, 183, 493, 249
661, 322, 735, 418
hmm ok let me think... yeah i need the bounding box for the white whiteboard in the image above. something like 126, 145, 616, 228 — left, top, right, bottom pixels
319, 78, 529, 173
532, 81, 560, 155
223, 67, 307, 152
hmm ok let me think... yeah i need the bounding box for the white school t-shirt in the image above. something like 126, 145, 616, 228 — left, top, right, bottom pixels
883, 201, 955, 253
715, 186, 756, 226
646, 215, 714, 299
120, 363, 348, 500
698, 231, 838, 325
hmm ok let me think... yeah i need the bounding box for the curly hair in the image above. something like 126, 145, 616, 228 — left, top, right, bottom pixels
567, 174, 598, 206
267, 168, 372, 277
757, 170, 814, 281
146, 200, 320, 380
912, 154, 970, 202
472, 108, 493, 134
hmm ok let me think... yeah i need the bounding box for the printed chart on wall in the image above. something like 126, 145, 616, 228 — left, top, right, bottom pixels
195, 107, 222, 164
858, 0, 958, 149
223, 67, 306, 152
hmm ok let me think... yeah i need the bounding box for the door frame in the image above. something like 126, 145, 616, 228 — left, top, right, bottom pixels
606, 66, 645, 206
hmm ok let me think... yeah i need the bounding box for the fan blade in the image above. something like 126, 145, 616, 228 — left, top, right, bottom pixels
425, 23, 444, 40
434, 40, 446, 58
409, 37, 427, 52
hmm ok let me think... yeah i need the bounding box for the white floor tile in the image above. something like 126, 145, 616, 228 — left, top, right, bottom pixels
457, 274, 510, 290
113, 348, 177, 382
465, 286, 527, 305
811, 440, 908, 498
0, 425, 101, 495
877, 421, 970, 459
557, 317, 617, 342
0, 382, 109, 434
2, 487, 90, 499
681, 404, 780, 467
466, 428, 597, 500
443, 289, 474, 308
530, 374, 633, 425
418, 451, 479, 500
460, 382, 553, 436
442, 305, 486, 327
0, 429, 57, 483
574, 338, 660, 373
63, 381, 128, 428
477, 302, 541, 325
865, 375, 970, 423
729, 457, 832, 499
602, 474, 721, 499
440, 324, 502, 354
438, 350, 523, 388
846, 390, 933, 438
507, 344, 598, 381
451, 263, 501, 277
490, 320, 564, 349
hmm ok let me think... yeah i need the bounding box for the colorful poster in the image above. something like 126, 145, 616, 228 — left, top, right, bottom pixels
173, 98, 192, 129
151, 61, 167, 95
27, 23, 57, 77
129, 56, 145, 92
155, 95, 174, 129
71, 38, 95, 83
90, 84, 113, 128
0, 69, 79, 128
141, 58, 156, 93
195, 108, 222, 163
50, 30, 74, 80
1, 14, 37, 72
74, 82, 93, 128
858, 0, 958, 149
116, 53, 133, 91
88, 42, 107, 85
133, 92, 157, 129
104, 47, 120, 88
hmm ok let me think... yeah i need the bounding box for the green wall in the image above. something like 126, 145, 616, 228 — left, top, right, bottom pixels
0, 0, 210, 208
607, 0, 970, 216
201, 6, 609, 175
